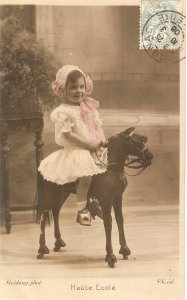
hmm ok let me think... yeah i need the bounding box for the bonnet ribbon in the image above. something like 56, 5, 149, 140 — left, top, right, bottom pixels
80, 97, 101, 143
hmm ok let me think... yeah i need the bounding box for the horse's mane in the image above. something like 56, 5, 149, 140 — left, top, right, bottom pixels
106, 127, 148, 149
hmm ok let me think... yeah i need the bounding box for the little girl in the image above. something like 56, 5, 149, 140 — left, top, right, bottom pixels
38, 65, 107, 226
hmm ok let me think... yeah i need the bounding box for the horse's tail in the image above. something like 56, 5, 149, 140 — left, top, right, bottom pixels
33, 174, 53, 226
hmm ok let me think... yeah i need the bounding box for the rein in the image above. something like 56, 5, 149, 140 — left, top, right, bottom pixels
94, 149, 150, 177
122, 137, 152, 176
124, 157, 151, 176
124, 163, 149, 176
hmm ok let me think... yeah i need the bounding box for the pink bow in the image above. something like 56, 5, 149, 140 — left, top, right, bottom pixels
80, 97, 101, 143
51, 80, 64, 96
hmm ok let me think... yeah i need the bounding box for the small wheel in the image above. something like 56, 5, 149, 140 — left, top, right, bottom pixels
37, 253, 44, 259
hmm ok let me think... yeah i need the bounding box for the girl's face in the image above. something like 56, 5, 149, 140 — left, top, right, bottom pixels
65, 76, 86, 104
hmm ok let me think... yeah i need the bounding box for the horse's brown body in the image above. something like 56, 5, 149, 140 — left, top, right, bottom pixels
36, 128, 153, 267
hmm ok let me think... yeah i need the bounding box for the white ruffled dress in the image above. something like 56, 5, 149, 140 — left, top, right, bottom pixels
38, 104, 107, 185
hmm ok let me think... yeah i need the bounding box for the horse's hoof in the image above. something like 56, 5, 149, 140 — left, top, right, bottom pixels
38, 246, 50, 255
53, 239, 66, 252
119, 245, 131, 257
59, 239, 66, 248
37, 253, 44, 259
56, 239, 66, 248
53, 247, 60, 252
105, 254, 117, 268
107, 260, 115, 268
53, 245, 62, 252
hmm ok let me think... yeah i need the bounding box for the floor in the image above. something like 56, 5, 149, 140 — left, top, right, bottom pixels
0, 200, 183, 300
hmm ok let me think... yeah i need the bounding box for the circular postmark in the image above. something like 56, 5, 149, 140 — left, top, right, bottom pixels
142, 10, 185, 63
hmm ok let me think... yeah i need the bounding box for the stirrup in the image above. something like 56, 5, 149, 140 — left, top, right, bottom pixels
76, 209, 91, 226
88, 199, 103, 220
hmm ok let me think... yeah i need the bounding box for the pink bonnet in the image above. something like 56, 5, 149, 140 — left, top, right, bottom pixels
51, 65, 93, 97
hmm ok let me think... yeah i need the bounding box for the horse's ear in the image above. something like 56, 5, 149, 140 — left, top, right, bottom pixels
122, 127, 135, 137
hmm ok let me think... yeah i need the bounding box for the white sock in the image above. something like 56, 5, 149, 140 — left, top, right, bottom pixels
77, 201, 86, 211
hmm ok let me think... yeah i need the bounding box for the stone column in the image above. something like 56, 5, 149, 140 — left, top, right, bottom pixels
36, 6, 55, 52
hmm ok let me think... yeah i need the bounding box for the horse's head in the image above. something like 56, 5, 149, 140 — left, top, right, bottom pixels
118, 127, 153, 166
104, 127, 153, 172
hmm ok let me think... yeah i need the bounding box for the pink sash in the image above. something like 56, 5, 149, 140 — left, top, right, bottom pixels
80, 97, 101, 143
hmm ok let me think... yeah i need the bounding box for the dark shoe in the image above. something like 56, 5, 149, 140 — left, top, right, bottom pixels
88, 199, 103, 220
76, 209, 91, 226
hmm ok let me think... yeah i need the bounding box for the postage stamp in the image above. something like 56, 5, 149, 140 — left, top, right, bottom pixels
140, 0, 185, 62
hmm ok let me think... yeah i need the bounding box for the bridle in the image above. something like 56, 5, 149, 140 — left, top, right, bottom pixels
123, 137, 152, 176
94, 135, 152, 177
123, 155, 151, 176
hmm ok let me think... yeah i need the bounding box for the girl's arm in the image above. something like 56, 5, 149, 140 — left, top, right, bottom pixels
63, 131, 99, 150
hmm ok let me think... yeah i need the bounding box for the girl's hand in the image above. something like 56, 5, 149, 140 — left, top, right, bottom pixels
87, 141, 101, 150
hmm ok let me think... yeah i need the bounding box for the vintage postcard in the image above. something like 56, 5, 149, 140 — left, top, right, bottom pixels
0, 0, 185, 299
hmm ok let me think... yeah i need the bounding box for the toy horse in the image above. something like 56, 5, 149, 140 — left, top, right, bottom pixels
36, 127, 153, 267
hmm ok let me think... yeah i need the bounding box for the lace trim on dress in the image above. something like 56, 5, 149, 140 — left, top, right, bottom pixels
58, 122, 74, 133
38, 168, 106, 185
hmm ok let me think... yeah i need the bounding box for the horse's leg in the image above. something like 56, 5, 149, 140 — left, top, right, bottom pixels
113, 194, 131, 259
100, 199, 117, 268
37, 209, 50, 259
52, 190, 70, 252
37, 180, 60, 259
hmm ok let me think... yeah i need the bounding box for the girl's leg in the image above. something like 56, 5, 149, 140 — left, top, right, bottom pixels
77, 176, 92, 204
76, 176, 92, 226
